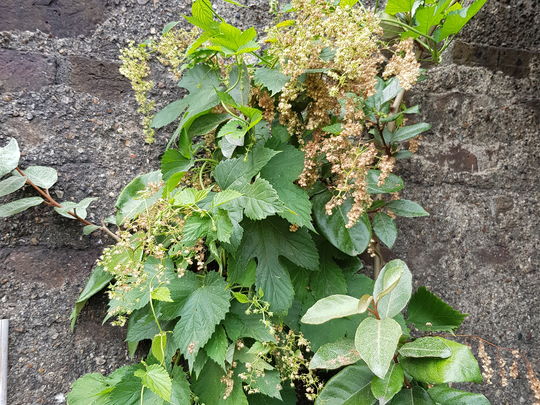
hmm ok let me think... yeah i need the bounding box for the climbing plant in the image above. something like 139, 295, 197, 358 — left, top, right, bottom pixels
2, 0, 516, 403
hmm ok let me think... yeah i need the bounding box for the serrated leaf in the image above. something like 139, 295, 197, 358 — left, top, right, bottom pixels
235, 178, 283, 220
260, 144, 313, 230
392, 123, 431, 143
315, 363, 375, 405
355, 317, 402, 379
23, 166, 58, 189
135, 364, 172, 402
313, 191, 371, 256
66, 373, 111, 405
0, 197, 43, 218
249, 369, 283, 400
213, 189, 243, 207
371, 363, 404, 404
0, 175, 26, 197
237, 217, 318, 313
54, 197, 98, 220
427, 385, 490, 404
160, 149, 193, 180
151, 286, 173, 302
0, 138, 20, 177
389, 386, 434, 405
115, 171, 163, 224
407, 287, 467, 332
172, 273, 231, 368
205, 325, 229, 369
309, 338, 361, 370
373, 212, 397, 248
218, 119, 248, 146
302, 295, 360, 325
188, 112, 230, 137
214, 145, 280, 189
152, 99, 188, 129
108, 370, 163, 405
400, 338, 483, 384
398, 337, 452, 358
254, 67, 290, 96
154, 271, 201, 320
373, 259, 412, 319
386, 199, 429, 217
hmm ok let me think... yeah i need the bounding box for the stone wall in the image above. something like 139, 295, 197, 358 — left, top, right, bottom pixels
0, 1, 538, 403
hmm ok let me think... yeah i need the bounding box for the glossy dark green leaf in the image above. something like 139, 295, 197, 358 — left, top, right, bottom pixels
373, 212, 397, 248
386, 199, 429, 217
371, 363, 404, 404
389, 386, 434, 405
400, 338, 483, 384
315, 363, 376, 405
427, 385, 490, 404
392, 123, 431, 143
366, 170, 404, 194
313, 191, 371, 256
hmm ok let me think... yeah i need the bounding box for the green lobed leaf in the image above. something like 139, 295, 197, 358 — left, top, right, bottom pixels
151, 286, 173, 302
407, 287, 467, 332
108, 369, 163, 405
154, 271, 201, 320
23, 165, 58, 189
254, 67, 290, 96
315, 363, 376, 405
205, 325, 229, 370
389, 386, 434, 405
400, 338, 483, 384
386, 199, 429, 217
172, 272, 231, 368
260, 144, 314, 230
134, 364, 172, 402
313, 191, 371, 256
249, 369, 282, 400
0, 138, 20, 177
0, 197, 43, 218
160, 149, 193, 181
115, 171, 163, 224
373, 212, 397, 248
354, 317, 402, 379
237, 217, 318, 313
0, 175, 26, 198
223, 302, 276, 343
152, 99, 188, 129
371, 363, 404, 404
214, 145, 280, 189
301, 295, 361, 325
398, 337, 452, 359
66, 373, 111, 405
309, 338, 361, 370
427, 385, 490, 404
234, 178, 284, 220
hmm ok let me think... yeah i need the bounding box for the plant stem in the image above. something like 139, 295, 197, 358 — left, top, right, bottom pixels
16, 167, 120, 242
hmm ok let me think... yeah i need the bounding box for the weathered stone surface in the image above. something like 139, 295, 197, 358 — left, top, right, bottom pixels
0, 49, 56, 92
0, 0, 106, 38
68, 56, 131, 100
0, 0, 538, 404
453, 41, 535, 78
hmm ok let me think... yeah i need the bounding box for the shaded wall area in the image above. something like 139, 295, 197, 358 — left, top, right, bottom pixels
0, 1, 538, 403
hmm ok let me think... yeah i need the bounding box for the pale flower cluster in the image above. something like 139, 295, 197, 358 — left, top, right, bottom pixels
383, 38, 421, 90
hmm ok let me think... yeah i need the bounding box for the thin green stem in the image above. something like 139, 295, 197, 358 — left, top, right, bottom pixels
381, 18, 437, 43
149, 291, 163, 334
140, 386, 145, 405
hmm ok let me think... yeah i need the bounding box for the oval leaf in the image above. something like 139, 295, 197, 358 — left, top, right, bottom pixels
400, 338, 483, 384
355, 317, 402, 379
24, 166, 58, 189
0, 138, 20, 177
373, 259, 412, 319
427, 385, 490, 405
115, 171, 163, 224
315, 363, 375, 405
373, 212, 397, 248
313, 191, 371, 256
398, 337, 452, 359
371, 363, 404, 404
301, 295, 360, 325
0, 175, 26, 198
309, 338, 361, 370
386, 199, 429, 217
0, 197, 43, 218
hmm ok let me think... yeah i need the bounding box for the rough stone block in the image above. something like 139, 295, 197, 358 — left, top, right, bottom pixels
0, 0, 106, 38
0, 49, 56, 92
68, 56, 131, 100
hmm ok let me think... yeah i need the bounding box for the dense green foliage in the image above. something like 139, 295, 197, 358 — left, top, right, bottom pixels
0, 0, 490, 403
